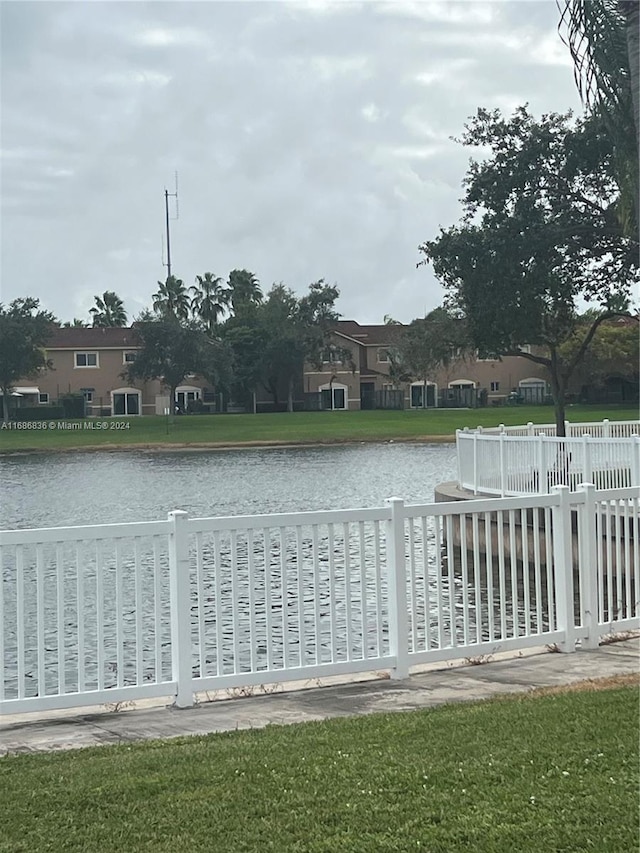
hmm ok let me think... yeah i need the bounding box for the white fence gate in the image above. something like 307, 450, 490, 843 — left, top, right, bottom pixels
1, 485, 638, 716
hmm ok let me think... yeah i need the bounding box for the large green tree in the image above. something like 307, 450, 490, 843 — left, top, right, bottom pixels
89, 291, 128, 327
220, 279, 346, 412
125, 313, 211, 413
0, 298, 56, 422
419, 107, 638, 434
262, 280, 345, 412
387, 307, 467, 404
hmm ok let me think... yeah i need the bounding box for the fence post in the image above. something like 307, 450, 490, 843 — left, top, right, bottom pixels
472, 432, 478, 495
551, 486, 576, 652
168, 510, 194, 708
499, 432, 506, 496
602, 418, 610, 438
577, 483, 599, 649
527, 421, 534, 437
386, 497, 410, 679
632, 437, 640, 489
582, 434, 592, 485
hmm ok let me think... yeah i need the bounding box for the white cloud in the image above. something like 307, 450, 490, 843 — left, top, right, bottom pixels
132, 27, 210, 47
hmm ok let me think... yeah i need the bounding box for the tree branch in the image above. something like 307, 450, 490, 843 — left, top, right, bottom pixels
502, 349, 551, 367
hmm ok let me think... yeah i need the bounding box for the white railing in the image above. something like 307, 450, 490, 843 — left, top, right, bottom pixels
457, 424, 640, 497
461, 419, 640, 439
1, 485, 638, 716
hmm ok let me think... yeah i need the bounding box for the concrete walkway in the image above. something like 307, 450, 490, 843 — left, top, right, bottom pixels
1, 638, 638, 755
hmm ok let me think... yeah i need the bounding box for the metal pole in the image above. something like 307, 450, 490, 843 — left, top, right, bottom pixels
165, 189, 172, 279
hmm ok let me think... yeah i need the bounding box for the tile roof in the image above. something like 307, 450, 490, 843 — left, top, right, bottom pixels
45, 327, 141, 349
333, 320, 403, 346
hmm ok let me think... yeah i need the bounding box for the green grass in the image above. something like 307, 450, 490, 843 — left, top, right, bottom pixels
0, 404, 637, 452
0, 686, 637, 852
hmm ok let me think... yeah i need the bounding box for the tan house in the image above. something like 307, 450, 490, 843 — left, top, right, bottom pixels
9, 321, 552, 417
302, 321, 550, 410
10, 327, 215, 417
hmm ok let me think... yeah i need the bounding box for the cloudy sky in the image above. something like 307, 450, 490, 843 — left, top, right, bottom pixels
1, 0, 583, 325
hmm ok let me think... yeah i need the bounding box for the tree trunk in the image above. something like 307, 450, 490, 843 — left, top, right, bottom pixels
252, 390, 257, 415
548, 351, 567, 437
287, 376, 294, 413
1, 386, 9, 423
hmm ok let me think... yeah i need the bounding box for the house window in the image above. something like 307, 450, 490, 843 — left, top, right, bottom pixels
75, 352, 98, 368
377, 348, 389, 363
490, 381, 500, 392
81, 388, 94, 403
322, 348, 340, 364
38, 393, 49, 404
123, 352, 137, 364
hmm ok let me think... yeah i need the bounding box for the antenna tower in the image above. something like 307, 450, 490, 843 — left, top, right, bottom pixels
162, 172, 179, 278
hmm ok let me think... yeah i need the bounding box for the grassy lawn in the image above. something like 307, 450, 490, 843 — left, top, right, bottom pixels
0, 685, 637, 852
0, 404, 637, 452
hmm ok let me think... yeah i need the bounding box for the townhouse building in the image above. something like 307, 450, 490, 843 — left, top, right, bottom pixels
7, 321, 555, 416
302, 321, 550, 410
8, 327, 214, 417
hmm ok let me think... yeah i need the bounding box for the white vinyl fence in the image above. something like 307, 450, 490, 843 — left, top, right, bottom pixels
457, 431, 640, 496
1, 484, 638, 716
464, 419, 640, 439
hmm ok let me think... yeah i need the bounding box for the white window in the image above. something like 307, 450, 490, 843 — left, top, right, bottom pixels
123, 351, 137, 364
322, 348, 341, 364
75, 352, 98, 368
490, 381, 500, 392
38, 393, 49, 404
81, 388, 94, 403
520, 344, 532, 355
377, 348, 389, 363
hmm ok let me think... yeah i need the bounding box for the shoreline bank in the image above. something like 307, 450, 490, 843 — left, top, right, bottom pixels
0, 434, 457, 456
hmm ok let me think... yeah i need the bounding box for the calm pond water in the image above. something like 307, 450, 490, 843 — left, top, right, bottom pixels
1, 442, 457, 529
3, 444, 542, 699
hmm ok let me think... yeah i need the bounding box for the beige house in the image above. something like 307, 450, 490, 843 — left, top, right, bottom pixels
303, 321, 550, 410
9, 322, 551, 416
11, 327, 214, 416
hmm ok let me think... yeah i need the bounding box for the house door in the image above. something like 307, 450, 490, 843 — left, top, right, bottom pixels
360, 382, 375, 410
175, 390, 201, 412
113, 392, 140, 415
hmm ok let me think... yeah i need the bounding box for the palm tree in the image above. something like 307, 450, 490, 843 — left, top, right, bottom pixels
89, 291, 128, 327
559, 0, 639, 241
152, 276, 190, 321
190, 273, 230, 333
62, 318, 89, 328
227, 269, 262, 315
